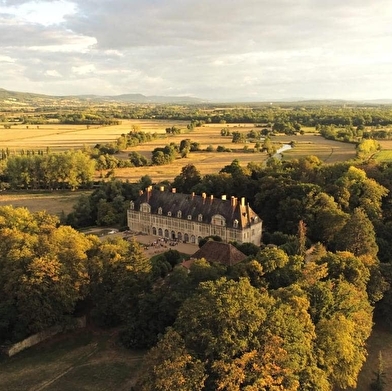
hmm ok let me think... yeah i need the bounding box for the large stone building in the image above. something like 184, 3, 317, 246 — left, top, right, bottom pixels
127, 187, 262, 245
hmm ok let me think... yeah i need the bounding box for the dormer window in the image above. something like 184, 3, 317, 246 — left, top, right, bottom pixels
198, 214, 203, 222
130, 201, 134, 210
187, 215, 192, 220
158, 207, 162, 215
141, 203, 151, 213
233, 219, 239, 228
177, 211, 182, 218
168, 211, 172, 217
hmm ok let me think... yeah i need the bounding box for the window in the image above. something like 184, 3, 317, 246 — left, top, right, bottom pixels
233, 219, 239, 228
177, 211, 182, 218
158, 207, 162, 215
141, 203, 151, 213
198, 214, 203, 222
168, 211, 172, 217
130, 201, 134, 210
187, 215, 192, 220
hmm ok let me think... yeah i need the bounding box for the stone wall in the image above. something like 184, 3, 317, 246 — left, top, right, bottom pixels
1, 316, 86, 357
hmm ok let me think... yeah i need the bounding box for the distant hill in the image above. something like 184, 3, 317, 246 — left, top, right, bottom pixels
0, 88, 391, 106
0, 88, 206, 105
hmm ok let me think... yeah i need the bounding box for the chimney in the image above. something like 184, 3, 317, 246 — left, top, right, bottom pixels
160, 186, 164, 192
191, 192, 195, 199
221, 195, 227, 201
231, 196, 235, 207
241, 197, 245, 206
172, 188, 176, 193
139, 190, 143, 196
146, 186, 152, 202
210, 194, 214, 203
202, 192, 206, 203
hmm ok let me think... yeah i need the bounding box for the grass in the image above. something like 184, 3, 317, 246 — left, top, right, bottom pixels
0, 329, 144, 391
373, 150, 392, 162
349, 320, 392, 390
0, 320, 391, 390
0, 191, 91, 216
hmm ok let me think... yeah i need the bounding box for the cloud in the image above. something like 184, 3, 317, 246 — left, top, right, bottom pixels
72, 64, 95, 75
0, 0, 392, 100
44, 69, 62, 77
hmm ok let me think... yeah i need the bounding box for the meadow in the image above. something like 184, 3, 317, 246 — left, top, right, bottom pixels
0, 321, 390, 390
0, 329, 144, 391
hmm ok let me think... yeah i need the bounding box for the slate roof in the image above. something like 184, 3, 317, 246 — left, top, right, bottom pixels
133, 188, 261, 229
190, 240, 247, 266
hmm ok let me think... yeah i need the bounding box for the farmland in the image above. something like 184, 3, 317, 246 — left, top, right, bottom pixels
0, 120, 358, 184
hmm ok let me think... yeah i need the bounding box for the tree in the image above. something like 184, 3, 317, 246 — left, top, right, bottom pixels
371, 351, 386, 391
334, 207, 378, 257
137, 328, 206, 391
172, 164, 202, 193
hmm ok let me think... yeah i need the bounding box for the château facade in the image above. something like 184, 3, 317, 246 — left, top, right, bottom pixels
127, 187, 262, 245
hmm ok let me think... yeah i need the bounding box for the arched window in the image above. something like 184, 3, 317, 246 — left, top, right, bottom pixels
152, 227, 157, 235
130, 201, 134, 210
184, 233, 189, 242
158, 207, 162, 215
177, 211, 182, 218
233, 219, 239, 228
198, 214, 203, 222
164, 229, 169, 238
158, 228, 163, 236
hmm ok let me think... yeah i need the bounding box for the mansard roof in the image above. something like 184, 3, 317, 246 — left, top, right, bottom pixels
132, 188, 261, 229
190, 241, 247, 266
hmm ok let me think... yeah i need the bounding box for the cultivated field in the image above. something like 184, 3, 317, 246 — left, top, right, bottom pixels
0, 119, 188, 152
113, 123, 358, 182
0, 191, 90, 216
0, 121, 360, 213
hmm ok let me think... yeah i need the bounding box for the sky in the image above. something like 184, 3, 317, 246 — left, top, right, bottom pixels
1, 0, 392, 101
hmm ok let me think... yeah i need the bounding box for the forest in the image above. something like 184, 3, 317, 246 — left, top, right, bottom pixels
2, 103, 392, 389
1, 153, 392, 389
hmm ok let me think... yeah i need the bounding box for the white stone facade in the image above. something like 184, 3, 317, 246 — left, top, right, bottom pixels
127, 188, 262, 245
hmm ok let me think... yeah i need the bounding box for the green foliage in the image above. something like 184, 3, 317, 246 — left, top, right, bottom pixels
172, 163, 202, 193
4, 150, 95, 190
357, 139, 380, 160
0, 207, 93, 342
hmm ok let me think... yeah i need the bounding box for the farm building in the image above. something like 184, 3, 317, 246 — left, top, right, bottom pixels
127, 186, 262, 245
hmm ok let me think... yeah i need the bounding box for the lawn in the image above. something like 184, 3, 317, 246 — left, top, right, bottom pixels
0, 329, 144, 391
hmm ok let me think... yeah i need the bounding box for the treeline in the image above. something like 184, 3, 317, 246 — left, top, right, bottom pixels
0, 150, 95, 190
5, 105, 392, 128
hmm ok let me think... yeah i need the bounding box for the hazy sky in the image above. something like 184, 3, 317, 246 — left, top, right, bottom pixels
1, 0, 392, 101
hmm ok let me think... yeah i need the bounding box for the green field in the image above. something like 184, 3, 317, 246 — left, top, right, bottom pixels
0, 329, 144, 391
0, 321, 391, 391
